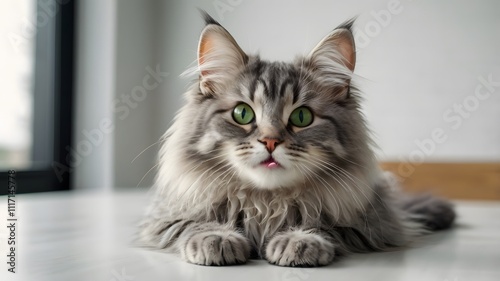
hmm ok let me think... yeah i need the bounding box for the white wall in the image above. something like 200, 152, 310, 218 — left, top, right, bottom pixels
74, 0, 116, 189
113, 0, 164, 188
74, 0, 162, 189
75, 0, 500, 189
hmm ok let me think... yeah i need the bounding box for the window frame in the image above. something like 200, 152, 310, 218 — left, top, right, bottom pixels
0, 0, 75, 195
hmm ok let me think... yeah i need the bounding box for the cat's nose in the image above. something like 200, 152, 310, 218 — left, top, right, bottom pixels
258, 138, 282, 153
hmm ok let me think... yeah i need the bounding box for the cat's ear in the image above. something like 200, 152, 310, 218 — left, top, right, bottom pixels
197, 12, 247, 95
307, 19, 356, 87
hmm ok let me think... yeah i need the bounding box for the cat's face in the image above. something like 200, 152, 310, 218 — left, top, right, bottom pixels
183, 17, 367, 190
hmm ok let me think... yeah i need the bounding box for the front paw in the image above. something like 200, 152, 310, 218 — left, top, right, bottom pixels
181, 230, 250, 266
265, 230, 335, 267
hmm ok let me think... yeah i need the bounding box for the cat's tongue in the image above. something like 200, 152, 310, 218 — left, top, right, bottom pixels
261, 157, 280, 169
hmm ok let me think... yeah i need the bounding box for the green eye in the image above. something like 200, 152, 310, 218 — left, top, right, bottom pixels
290, 107, 313, 127
232, 103, 255, 125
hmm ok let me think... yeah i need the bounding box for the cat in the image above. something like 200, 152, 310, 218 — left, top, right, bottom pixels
138, 12, 455, 267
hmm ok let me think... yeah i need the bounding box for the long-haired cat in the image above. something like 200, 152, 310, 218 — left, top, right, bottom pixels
139, 13, 455, 267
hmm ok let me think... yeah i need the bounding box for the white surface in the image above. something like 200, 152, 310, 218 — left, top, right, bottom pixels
0, 190, 499, 281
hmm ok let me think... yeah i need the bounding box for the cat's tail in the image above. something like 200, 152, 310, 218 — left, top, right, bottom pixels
400, 193, 456, 231
383, 171, 456, 231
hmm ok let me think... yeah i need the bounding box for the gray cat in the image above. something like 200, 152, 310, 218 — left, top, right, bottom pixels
139, 13, 455, 267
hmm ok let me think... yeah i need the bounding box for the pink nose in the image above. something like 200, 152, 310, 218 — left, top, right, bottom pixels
258, 138, 282, 153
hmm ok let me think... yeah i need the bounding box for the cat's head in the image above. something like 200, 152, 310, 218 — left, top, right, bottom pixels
176, 13, 372, 190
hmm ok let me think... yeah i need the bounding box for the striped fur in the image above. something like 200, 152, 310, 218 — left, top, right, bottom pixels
139, 13, 455, 267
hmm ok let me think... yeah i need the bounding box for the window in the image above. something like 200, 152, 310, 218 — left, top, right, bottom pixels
0, 1, 35, 170
0, 0, 75, 194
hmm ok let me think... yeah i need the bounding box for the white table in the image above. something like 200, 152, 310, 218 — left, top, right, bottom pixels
1, 189, 499, 281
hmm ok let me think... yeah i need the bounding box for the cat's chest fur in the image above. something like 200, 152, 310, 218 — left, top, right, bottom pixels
209, 187, 347, 250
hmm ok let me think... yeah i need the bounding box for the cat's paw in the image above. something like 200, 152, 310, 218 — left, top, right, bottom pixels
180, 230, 250, 266
265, 230, 335, 267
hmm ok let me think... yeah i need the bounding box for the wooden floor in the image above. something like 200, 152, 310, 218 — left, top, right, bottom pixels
381, 162, 500, 201
1, 189, 500, 281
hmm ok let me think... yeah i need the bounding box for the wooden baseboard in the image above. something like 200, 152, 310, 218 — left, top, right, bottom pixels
380, 162, 500, 201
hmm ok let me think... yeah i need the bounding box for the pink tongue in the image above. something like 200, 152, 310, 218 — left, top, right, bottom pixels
262, 157, 279, 169
267, 161, 278, 168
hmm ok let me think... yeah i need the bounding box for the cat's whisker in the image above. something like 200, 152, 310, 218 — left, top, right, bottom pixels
203, 166, 236, 216
178, 148, 229, 175
136, 162, 160, 188
306, 157, 383, 227
175, 153, 233, 202
299, 162, 342, 225
197, 162, 235, 202
330, 165, 383, 209
291, 162, 323, 216
292, 154, 328, 209
336, 154, 369, 169
313, 157, 385, 209
310, 159, 369, 216
299, 157, 367, 216
181, 158, 231, 196
132, 140, 162, 163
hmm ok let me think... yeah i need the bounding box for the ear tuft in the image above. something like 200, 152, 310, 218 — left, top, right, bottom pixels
198, 9, 222, 26
197, 14, 247, 95
307, 18, 357, 87
335, 17, 356, 33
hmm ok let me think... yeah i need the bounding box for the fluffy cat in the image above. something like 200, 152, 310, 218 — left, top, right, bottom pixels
139, 13, 455, 267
